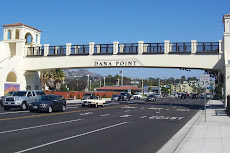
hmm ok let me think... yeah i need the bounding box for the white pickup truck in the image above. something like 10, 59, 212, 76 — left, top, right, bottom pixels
81, 97, 105, 107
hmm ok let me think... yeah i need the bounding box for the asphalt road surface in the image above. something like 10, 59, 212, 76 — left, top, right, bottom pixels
0, 98, 204, 153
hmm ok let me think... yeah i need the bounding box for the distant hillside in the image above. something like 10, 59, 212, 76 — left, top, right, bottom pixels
64, 69, 102, 79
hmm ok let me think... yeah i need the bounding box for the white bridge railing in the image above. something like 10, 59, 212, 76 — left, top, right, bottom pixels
25, 40, 223, 57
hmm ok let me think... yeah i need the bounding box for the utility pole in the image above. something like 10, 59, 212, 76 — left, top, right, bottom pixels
142, 78, 144, 96
104, 77, 106, 86
86, 75, 89, 91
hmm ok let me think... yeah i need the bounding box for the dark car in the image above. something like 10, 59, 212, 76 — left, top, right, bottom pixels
29, 95, 66, 113
192, 94, 198, 99
82, 93, 97, 100
111, 94, 119, 101
146, 94, 157, 101
0, 91, 14, 106
181, 93, 188, 99
118, 92, 131, 101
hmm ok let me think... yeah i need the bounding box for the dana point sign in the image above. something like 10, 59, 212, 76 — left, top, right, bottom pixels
93, 59, 143, 67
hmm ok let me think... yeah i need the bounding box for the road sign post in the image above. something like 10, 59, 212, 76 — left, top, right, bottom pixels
200, 74, 210, 122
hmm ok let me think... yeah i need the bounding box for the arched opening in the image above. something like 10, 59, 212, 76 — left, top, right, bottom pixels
25, 32, 33, 43
8, 30, 11, 39
6, 72, 17, 82
15, 29, 20, 39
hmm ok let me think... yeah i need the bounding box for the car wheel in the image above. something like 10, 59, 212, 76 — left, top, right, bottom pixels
82, 104, 85, 107
20, 102, 27, 111
61, 105, 66, 112
29, 109, 34, 112
4, 106, 10, 110
48, 106, 53, 113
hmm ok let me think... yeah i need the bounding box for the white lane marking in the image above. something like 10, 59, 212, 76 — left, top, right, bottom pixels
15, 122, 128, 153
176, 109, 190, 112
124, 110, 130, 112
149, 116, 184, 120
67, 105, 79, 107
80, 112, 93, 115
166, 109, 169, 111
120, 115, 132, 118
0, 119, 82, 134
100, 114, 110, 117
121, 106, 137, 109
156, 112, 160, 113
148, 108, 163, 110
0, 111, 30, 115
140, 116, 147, 119
66, 107, 78, 109
140, 107, 145, 109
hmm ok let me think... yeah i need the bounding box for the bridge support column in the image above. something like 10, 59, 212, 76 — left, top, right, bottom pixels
66, 43, 71, 55
164, 40, 170, 54
138, 41, 144, 54
44, 44, 49, 56
223, 14, 230, 108
89, 42, 95, 55
113, 41, 119, 55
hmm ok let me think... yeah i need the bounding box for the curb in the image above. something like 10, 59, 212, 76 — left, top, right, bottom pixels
157, 109, 204, 153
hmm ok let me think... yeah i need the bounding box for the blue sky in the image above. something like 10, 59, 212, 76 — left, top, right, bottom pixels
0, 0, 229, 79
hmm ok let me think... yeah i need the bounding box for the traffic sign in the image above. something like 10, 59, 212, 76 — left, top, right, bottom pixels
200, 75, 210, 88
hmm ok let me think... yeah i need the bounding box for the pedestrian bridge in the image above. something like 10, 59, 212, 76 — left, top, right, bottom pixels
24, 41, 224, 71
0, 14, 230, 108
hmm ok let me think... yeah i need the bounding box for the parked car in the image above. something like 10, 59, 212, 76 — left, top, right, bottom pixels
118, 92, 131, 101
0, 91, 14, 106
82, 97, 105, 107
2, 90, 45, 111
29, 95, 66, 113
181, 93, 188, 99
111, 94, 120, 101
82, 93, 97, 100
133, 93, 143, 99
146, 94, 157, 101
192, 94, 198, 99
154, 93, 161, 98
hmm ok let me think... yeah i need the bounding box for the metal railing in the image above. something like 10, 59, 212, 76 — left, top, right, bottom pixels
196, 42, 219, 53
170, 42, 191, 53
48, 46, 66, 55
27, 47, 44, 56
94, 44, 113, 54
143, 43, 164, 53
71, 45, 89, 55
118, 43, 138, 54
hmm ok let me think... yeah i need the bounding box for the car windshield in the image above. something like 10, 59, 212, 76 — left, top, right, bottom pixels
38, 96, 54, 101
5, 91, 13, 96
12, 91, 27, 96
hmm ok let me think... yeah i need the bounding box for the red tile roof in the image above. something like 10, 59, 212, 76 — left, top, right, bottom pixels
224, 14, 230, 17
97, 85, 143, 91
3, 23, 41, 32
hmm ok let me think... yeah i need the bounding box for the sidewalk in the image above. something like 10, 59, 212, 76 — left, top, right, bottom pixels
175, 100, 230, 153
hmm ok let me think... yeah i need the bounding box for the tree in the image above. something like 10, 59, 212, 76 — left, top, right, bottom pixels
68, 80, 87, 91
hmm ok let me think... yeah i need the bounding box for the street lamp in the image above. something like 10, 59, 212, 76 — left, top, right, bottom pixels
100, 81, 101, 88
104, 77, 106, 86
90, 80, 92, 91
86, 75, 89, 91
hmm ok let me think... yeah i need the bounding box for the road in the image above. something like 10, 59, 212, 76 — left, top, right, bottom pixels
0, 98, 204, 153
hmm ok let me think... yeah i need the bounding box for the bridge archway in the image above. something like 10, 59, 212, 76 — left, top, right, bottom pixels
6, 71, 17, 82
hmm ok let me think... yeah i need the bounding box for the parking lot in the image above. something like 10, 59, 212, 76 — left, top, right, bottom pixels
0, 98, 204, 153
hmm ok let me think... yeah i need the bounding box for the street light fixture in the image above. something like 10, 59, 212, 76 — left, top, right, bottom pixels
104, 77, 106, 87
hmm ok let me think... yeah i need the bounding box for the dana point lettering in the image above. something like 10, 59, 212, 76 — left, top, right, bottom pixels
94, 61, 137, 67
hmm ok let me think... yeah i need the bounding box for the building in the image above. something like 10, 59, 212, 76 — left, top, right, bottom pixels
96, 85, 142, 93
171, 83, 194, 94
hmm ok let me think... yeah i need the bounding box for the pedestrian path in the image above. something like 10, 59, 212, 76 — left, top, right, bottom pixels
175, 100, 230, 153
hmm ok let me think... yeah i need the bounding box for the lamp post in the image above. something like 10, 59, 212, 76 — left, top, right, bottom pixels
90, 80, 92, 91
118, 79, 120, 86
86, 75, 89, 91
99, 81, 101, 88
104, 77, 106, 86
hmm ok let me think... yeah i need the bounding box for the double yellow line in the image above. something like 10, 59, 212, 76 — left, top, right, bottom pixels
0, 104, 137, 121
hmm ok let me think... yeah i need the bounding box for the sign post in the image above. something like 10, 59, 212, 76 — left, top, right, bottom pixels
200, 74, 210, 122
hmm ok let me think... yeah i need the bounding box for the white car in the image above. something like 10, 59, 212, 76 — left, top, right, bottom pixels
82, 98, 105, 107
133, 94, 143, 99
